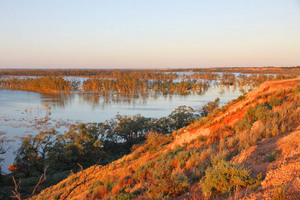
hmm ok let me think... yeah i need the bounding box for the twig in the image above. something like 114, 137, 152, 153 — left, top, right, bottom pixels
11, 166, 48, 200
28, 165, 48, 199
11, 176, 21, 200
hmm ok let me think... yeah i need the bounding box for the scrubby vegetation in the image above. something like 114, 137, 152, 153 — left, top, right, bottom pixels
8, 79, 294, 200
3, 101, 219, 198
201, 159, 253, 197
0, 69, 296, 95
2, 76, 300, 199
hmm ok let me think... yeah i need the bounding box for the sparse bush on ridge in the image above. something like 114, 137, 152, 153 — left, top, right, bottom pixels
269, 97, 282, 107
27, 82, 300, 200
88, 88, 299, 199
295, 86, 300, 93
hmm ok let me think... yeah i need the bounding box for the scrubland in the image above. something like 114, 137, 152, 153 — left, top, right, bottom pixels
23, 78, 300, 200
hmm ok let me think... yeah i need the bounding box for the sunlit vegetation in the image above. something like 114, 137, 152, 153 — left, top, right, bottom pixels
82, 77, 211, 95
0, 77, 76, 93
0, 70, 297, 95
24, 84, 299, 200
200, 159, 253, 197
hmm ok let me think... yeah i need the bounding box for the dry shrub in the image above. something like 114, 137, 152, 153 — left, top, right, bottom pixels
185, 152, 202, 170
226, 137, 238, 149
146, 166, 190, 199
272, 126, 280, 137
170, 169, 190, 197
92, 185, 108, 199
201, 160, 252, 197
250, 120, 265, 139
200, 147, 213, 162
237, 130, 256, 151
218, 137, 226, 152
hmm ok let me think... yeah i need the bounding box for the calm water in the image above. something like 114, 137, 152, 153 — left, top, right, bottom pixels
0, 85, 245, 173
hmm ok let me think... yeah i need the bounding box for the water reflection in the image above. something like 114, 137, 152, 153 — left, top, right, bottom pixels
38, 92, 207, 111
40, 93, 75, 108
35, 84, 243, 111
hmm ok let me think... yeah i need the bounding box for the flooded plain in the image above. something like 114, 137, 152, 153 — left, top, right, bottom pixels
0, 84, 245, 173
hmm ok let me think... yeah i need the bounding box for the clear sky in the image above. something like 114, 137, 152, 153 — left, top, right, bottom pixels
0, 0, 299, 69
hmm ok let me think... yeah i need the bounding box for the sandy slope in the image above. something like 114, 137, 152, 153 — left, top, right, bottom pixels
240, 129, 300, 199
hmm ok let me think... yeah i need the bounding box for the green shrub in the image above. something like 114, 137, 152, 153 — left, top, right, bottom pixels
111, 193, 136, 200
197, 135, 207, 141
53, 194, 60, 200
190, 166, 206, 182
170, 169, 190, 196
201, 160, 252, 197
244, 103, 272, 123
235, 118, 251, 132
294, 86, 300, 93
170, 145, 185, 155
269, 97, 282, 107
175, 150, 192, 168
146, 166, 190, 199
250, 173, 263, 191
266, 152, 277, 162
148, 146, 157, 154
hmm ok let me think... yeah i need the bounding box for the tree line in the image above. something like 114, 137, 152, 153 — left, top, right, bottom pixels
0, 71, 296, 95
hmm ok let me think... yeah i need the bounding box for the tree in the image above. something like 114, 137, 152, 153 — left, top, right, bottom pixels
61, 123, 104, 167
113, 114, 153, 144
14, 129, 57, 175
201, 98, 220, 117
168, 106, 198, 130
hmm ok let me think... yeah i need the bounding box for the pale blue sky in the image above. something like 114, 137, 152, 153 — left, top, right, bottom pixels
0, 0, 299, 68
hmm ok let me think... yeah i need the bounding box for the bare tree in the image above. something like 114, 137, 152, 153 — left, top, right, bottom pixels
11, 166, 48, 200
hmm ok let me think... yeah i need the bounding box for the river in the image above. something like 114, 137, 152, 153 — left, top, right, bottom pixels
0, 84, 245, 173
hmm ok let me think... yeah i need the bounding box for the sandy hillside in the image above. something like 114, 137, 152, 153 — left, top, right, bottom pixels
30, 78, 300, 200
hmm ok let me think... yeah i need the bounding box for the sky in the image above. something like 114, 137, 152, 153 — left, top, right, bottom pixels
0, 0, 300, 69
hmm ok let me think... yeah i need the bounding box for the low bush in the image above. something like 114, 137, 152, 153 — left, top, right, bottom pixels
111, 193, 136, 200
269, 97, 282, 107
294, 86, 300, 93
91, 185, 108, 199
266, 152, 277, 162
201, 160, 252, 197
